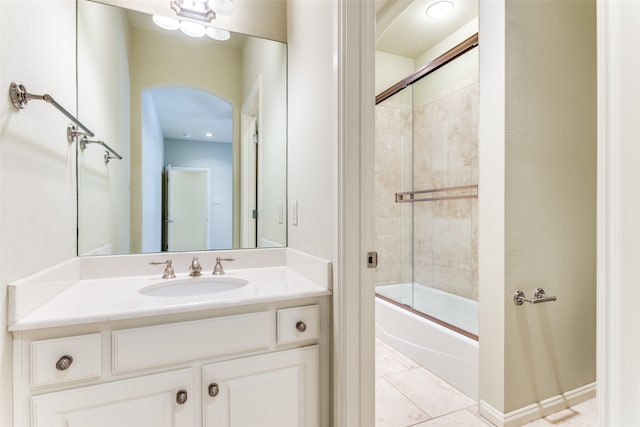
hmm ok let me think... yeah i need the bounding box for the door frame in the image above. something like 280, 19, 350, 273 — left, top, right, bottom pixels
240, 76, 262, 248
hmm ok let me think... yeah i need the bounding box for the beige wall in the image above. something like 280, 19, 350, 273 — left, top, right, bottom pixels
0, 1, 78, 424
77, 0, 131, 255
480, 0, 596, 416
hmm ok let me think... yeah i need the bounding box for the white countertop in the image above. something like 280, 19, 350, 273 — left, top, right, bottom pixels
8, 249, 332, 332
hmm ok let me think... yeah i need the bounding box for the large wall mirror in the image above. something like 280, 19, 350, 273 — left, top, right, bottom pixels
77, 0, 287, 256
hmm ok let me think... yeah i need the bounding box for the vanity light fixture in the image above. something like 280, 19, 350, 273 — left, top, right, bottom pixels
152, 0, 234, 40
180, 20, 207, 37
426, 0, 454, 19
206, 27, 231, 41
152, 15, 180, 30
171, 0, 216, 22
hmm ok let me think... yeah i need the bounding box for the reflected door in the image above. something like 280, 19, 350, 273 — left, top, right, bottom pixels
166, 166, 210, 251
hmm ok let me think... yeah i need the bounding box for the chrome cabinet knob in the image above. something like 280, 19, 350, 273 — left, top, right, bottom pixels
176, 389, 188, 405
208, 382, 220, 397
296, 321, 307, 332
55, 355, 73, 371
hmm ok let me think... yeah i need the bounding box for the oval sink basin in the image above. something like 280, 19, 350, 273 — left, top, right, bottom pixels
140, 277, 249, 297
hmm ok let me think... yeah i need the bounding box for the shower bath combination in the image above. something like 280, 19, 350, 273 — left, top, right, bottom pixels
374, 35, 479, 400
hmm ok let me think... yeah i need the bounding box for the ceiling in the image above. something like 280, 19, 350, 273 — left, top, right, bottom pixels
148, 87, 233, 144
375, 0, 478, 59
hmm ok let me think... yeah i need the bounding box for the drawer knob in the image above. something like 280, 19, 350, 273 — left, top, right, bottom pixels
208, 382, 220, 397
55, 355, 73, 371
176, 389, 188, 405
296, 321, 307, 332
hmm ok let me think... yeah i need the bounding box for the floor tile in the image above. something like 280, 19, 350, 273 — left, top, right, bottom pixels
376, 338, 421, 370
375, 377, 431, 427
385, 367, 476, 418
571, 398, 597, 427
413, 409, 494, 426
376, 341, 413, 377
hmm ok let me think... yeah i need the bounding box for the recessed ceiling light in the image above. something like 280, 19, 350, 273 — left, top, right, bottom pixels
426, 0, 454, 19
205, 132, 214, 137
182, 133, 191, 138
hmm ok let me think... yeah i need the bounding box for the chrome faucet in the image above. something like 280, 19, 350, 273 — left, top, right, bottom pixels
149, 259, 176, 279
213, 257, 235, 275
189, 256, 202, 277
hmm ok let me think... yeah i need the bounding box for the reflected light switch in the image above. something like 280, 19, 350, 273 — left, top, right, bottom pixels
291, 200, 298, 226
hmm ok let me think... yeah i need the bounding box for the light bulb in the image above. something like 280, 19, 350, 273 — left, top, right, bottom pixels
206, 27, 231, 41
180, 20, 206, 37
152, 15, 180, 30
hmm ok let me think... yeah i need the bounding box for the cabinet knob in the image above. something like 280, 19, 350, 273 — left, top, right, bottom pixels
296, 321, 307, 332
208, 382, 220, 397
55, 355, 73, 371
176, 389, 188, 405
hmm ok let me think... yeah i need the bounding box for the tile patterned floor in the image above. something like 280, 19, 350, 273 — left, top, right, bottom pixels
375, 338, 596, 427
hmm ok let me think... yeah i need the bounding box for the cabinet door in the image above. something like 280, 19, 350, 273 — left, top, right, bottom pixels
31, 369, 194, 427
203, 346, 319, 427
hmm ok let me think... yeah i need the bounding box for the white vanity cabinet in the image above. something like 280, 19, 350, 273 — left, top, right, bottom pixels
30, 368, 194, 427
12, 302, 326, 427
203, 346, 318, 427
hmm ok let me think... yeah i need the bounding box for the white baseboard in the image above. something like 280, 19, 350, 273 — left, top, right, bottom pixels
479, 382, 596, 427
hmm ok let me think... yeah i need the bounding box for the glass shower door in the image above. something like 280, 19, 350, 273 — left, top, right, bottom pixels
374, 87, 415, 307
375, 45, 479, 338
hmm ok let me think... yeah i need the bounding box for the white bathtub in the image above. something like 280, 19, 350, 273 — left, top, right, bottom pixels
375, 283, 479, 401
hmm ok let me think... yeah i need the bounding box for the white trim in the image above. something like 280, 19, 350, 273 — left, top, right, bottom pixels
240, 76, 261, 248
597, 0, 640, 424
479, 382, 596, 427
333, 0, 376, 425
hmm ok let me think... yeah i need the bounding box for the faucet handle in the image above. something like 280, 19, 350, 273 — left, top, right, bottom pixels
189, 256, 202, 277
149, 259, 176, 279
213, 257, 235, 275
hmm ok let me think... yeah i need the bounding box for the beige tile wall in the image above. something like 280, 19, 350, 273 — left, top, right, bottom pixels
375, 78, 479, 301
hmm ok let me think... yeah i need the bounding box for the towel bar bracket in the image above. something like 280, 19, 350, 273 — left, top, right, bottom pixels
514, 288, 557, 305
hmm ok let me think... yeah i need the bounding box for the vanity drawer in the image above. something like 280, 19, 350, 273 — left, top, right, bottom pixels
112, 311, 275, 373
30, 333, 102, 387
277, 305, 320, 345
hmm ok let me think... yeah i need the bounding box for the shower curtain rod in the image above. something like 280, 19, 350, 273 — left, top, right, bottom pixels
375, 33, 479, 105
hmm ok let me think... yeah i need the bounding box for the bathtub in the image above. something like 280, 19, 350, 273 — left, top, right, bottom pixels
375, 283, 479, 401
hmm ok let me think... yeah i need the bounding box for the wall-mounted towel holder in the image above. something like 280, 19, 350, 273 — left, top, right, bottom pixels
9, 82, 123, 164
79, 135, 123, 164
514, 288, 557, 305
9, 81, 94, 137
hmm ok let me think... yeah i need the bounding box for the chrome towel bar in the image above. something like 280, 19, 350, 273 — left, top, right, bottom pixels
9, 82, 94, 137
513, 288, 557, 305
80, 136, 123, 164
396, 184, 478, 203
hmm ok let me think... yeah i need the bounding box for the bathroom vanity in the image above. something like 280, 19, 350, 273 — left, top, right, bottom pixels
8, 249, 331, 427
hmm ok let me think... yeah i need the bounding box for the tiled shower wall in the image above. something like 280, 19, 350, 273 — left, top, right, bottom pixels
375, 77, 479, 301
